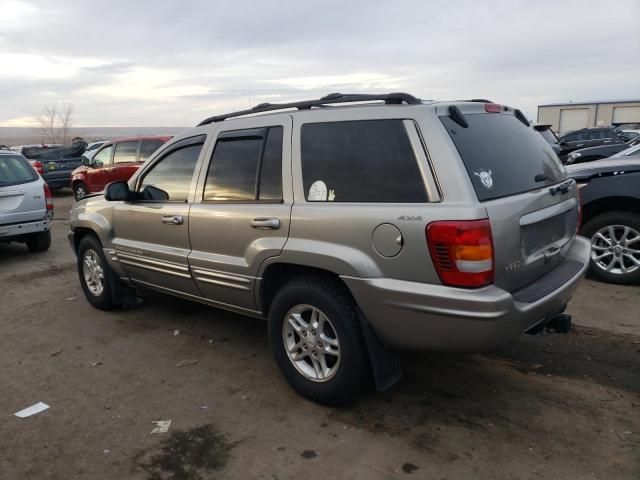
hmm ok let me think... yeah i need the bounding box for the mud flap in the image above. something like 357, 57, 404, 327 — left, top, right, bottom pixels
357, 309, 403, 392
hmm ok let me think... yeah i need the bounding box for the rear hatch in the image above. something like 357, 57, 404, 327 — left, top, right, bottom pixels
0, 154, 46, 225
440, 105, 580, 293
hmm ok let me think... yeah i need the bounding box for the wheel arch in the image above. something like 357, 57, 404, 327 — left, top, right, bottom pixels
581, 197, 640, 228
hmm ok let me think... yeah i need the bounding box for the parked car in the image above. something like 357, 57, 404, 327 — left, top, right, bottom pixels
568, 158, 640, 284
0, 149, 53, 252
27, 138, 88, 190
71, 136, 170, 200
556, 127, 624, 161
565, 135, 640, 165
68, 93, 589, 404
11, 144, 63, 158
82, 141, 107, 161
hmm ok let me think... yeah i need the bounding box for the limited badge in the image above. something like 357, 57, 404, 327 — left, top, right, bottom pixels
474, 169, 493, 189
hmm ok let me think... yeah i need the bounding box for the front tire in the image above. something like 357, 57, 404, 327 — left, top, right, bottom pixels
77, 235, 123, 310
73, 182, 88, 201
580, 211, 640, 285
268, 277, 369, 405
26, 230, 51, 252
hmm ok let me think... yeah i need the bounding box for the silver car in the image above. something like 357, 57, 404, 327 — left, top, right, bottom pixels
69, 93, 590, 404
1, 150, 53, 252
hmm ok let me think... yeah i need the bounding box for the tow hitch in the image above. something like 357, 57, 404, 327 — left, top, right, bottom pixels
526, 310, 572, 335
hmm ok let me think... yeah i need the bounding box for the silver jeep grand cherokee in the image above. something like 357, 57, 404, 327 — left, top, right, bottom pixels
69, 93, 590, 404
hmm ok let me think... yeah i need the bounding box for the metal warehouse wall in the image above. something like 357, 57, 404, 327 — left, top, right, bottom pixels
538, 101, 640, 134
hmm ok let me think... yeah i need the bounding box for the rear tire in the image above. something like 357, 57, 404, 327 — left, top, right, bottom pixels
73, 182, 88, 201
268, 276, 369, 405
77, 234, 123, 310
26, 230, 51, 252
580, 211, 640, 285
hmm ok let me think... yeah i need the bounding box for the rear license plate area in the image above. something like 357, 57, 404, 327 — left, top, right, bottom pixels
522, 213, 568, 255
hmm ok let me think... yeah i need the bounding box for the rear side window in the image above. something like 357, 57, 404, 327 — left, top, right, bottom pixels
0, 155, 38, 186
441, 113, 566, 201
138, 144, 202, 201
113, 141, 139, 164
140, 139, 165, 161
203, 126, 283, 202
300, 120, 427, 202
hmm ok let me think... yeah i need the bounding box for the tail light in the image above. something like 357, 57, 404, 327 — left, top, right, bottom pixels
427, 219, 494, 288
32, 161, 44, 175
484, 103, 502, 113
43, 183, 54, 211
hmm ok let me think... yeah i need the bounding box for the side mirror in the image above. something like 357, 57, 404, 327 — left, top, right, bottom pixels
559, 141, 568, 147
141, 184, 169, 201
82, 156, 91, 166
93, 159, 103, 168
105, 181, 131, 201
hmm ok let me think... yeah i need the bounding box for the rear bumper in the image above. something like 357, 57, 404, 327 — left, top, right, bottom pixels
343, 236, 590, 352
0, 218, 50, 240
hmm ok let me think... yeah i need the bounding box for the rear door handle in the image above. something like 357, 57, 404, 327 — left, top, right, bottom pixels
250, 217, 280, 229
161, 215, 183, 225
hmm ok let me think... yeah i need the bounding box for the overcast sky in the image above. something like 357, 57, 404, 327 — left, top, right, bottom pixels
1, 0, 638, 127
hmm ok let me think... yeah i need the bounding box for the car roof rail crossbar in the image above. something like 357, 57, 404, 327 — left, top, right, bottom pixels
196, 92, 421, 126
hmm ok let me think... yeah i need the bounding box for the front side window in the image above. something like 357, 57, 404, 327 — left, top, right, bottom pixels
114, 141, 139, 164
92, 145, 113, 166
203, 126, 283, 202
138, 144, 202, 201
301, 120, 428, 203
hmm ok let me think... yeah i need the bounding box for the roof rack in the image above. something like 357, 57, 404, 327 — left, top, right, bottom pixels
196, 92, 421, 126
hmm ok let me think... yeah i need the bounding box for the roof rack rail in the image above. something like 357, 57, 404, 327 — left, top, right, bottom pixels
467, 99, 493, 103
196, 92, 421, 126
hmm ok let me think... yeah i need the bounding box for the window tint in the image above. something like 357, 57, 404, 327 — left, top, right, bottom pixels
301, 120, 427, 203
258, 127, 283, 200
140, 139, 165, 161
138, 144, 202, 201
0, 155, 38, 186
93, 145, 113, 166
113, 141, 139, 164
203, 126, 283, 202
441, 113, 566, 202
589, 131, 606, 140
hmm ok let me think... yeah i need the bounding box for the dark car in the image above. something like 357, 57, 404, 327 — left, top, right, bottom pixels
533, 124, 561, 156
71, 136, 170, 200
28, 138, 88, 190
565, 136, 640, 165
556, 127, 624, 161
568, 158, 640, 284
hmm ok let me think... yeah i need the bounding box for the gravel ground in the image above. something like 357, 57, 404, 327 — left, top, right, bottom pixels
1, 190, 638, 480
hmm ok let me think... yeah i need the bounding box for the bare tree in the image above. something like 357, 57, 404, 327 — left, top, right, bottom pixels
34, 103, 59, 144
59, 103, 75, 146
32, 102, 76, 145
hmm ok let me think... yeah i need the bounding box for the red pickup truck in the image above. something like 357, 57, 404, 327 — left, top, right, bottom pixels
71, 136, 171, 200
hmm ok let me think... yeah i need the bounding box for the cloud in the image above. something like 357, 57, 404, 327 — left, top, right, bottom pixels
0, 0, 638, 126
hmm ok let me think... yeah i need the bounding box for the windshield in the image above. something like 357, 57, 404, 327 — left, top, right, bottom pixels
441, 113, 566, 201
0, 155, 39, 187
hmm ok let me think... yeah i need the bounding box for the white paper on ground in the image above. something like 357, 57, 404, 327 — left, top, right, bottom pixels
15, 402, 50, 418
151, 420, 172, 434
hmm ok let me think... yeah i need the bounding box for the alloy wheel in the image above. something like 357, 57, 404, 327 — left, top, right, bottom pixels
82, 249, 105, 296
282, 304, 341, 382
590, 225, 640, 275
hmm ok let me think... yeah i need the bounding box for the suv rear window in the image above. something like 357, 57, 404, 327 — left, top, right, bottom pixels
0, 155, 38, 187
301, 120, 428, 203
441, 113, 566, 201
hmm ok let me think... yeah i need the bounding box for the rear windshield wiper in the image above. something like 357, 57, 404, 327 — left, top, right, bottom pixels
534, 174, 548, 182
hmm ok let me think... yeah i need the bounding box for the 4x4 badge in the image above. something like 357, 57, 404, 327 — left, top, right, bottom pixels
474, 169, 493, 190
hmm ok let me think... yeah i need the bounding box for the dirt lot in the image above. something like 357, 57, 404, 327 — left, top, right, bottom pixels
1, 190, 639, 480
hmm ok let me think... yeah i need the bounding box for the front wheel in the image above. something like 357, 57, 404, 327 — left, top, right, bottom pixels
268, 277, 369, 405
580, 211, 640, 285
73, 182, 88, 201
77, 235, 123, 310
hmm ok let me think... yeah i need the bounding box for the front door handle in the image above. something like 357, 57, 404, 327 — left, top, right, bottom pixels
161, 215, 183, 225
250, 217, 280, 230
